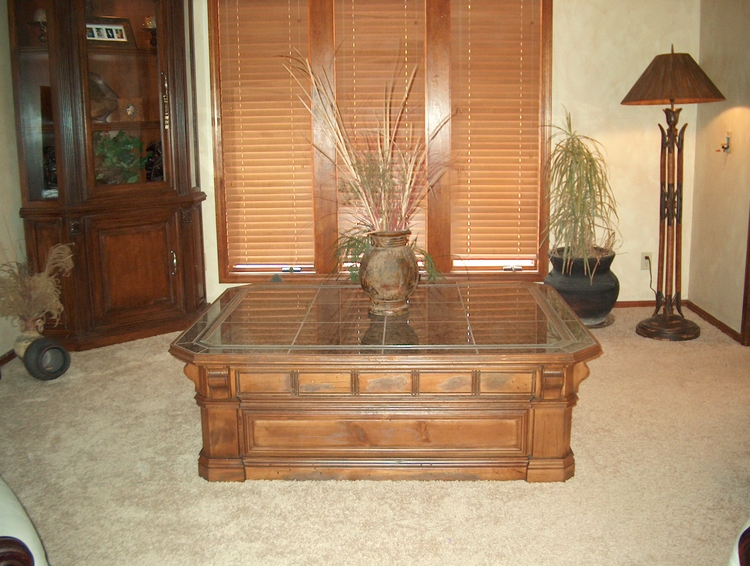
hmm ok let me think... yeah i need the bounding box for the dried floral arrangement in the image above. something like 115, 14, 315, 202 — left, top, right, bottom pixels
287, 56, 442, 232
0, 243, 74, 331
285, 55, 448, 280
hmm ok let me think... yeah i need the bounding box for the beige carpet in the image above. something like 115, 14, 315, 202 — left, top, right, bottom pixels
0, 306, 749, 566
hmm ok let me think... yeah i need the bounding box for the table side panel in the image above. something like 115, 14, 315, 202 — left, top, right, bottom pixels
233, 367, 539, 397
245, 413, 528, 452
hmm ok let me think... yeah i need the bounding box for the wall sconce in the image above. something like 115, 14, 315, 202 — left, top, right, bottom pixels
719, 132, 731, 154
32, 8, 48, 45
621, 46, 725, 341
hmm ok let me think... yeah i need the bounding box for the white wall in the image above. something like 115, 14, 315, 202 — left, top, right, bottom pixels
194, 0, 704, 304
0, 2, 25, 354
691, 0, 750, 333
551, 0, 702, 303
193, 0, 233, 302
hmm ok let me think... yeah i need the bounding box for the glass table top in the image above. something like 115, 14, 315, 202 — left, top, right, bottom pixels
172, 282, 600, 358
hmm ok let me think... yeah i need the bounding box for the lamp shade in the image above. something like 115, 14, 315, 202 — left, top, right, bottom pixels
621, 47, 725, 106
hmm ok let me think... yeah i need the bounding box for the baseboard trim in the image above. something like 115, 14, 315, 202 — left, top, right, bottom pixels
685, 301, 742, 343
613, 300, 743, 344
0, 349, 15, 366
614, 300, 653, 308
0, 350, 16, 379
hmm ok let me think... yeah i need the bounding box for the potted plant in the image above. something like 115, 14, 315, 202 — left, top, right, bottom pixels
93, 131, 149, 185
543, 112, 619, 327
0, 243, 73, 379
287, 56, 447, 315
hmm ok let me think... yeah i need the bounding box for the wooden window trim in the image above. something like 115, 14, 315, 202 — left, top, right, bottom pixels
210, 0, 552, 283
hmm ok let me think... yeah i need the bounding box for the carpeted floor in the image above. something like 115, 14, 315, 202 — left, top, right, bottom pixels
0, 306, 749, 565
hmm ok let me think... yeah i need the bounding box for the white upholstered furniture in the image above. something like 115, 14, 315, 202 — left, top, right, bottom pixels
0, 475, 48, 566
728, 517, 750, 566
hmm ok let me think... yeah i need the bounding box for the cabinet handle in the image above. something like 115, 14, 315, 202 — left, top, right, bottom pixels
170, 250, 178, 275
161, 72, 170, 131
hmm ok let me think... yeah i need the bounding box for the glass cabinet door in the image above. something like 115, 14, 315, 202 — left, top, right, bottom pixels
12, 0, 57, 202
84, 0, 167, 190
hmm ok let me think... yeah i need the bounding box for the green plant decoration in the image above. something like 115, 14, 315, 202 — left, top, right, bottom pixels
545, 111, 618, 276
93, 131, 150, 185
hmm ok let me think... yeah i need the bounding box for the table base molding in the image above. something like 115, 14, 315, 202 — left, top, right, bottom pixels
198, 455, 574, 482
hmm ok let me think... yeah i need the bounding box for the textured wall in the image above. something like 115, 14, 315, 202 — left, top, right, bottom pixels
691, 0, 750, 333
195, 0, 704, 305
0, 2, 25, 355
551, 0, 702, 303
192, 0, 229, 303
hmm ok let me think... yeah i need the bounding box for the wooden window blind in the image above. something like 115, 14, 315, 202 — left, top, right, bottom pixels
334, 0, 427, 245
211, 0, 550, 281
450, 0, 542, 272
215, 0, 314, 274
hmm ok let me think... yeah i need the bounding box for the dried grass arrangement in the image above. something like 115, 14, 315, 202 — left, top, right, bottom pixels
0, 244, 74, 331
285, 55, 448, 280
286, 55, 446, 232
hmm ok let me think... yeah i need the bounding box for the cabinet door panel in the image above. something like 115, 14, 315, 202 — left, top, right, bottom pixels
88, 212, 183, 327
86, 0, 169, 194
101, 225, 170, 308
22, 217, 75, 331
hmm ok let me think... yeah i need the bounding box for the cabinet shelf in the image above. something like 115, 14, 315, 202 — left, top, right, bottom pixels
92, 120, 161, 131
87, 45, 157, 56
19, 44, 156, 58
18, 46, 49, 54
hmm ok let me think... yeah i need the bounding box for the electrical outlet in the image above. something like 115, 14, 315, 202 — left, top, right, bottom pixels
641, 252, 652, 271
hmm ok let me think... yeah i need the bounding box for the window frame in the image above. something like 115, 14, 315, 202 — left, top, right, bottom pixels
209, 0, 552, 283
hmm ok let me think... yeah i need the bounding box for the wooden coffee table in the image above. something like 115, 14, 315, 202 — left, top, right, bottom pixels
170, 281, 601, 481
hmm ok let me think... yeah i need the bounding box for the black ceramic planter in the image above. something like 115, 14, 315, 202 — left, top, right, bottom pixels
23, 336, 71, 380
544, 248, 619, 327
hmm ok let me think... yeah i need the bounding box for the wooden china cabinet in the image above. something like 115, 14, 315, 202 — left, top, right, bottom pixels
8, 0, 206, 350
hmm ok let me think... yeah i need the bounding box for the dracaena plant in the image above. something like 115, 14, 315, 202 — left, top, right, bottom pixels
545, 111, 618, 276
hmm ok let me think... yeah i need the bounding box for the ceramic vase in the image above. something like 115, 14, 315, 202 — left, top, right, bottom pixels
13, 317, 43, 358
359, 230, 419, 315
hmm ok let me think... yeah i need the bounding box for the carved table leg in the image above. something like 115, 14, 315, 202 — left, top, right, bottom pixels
184, 363, 245, 481
527, 362, 589, 482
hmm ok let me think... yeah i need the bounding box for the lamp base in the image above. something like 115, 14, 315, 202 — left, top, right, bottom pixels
636, 313, 700, 341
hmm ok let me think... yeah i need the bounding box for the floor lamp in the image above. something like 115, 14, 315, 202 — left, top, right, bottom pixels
621, 47, 724, 341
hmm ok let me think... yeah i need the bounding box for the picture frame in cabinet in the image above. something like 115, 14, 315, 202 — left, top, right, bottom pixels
85, 17, 135, 47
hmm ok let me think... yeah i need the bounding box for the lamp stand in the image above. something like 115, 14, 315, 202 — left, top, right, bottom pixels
636, 106, 700, 340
